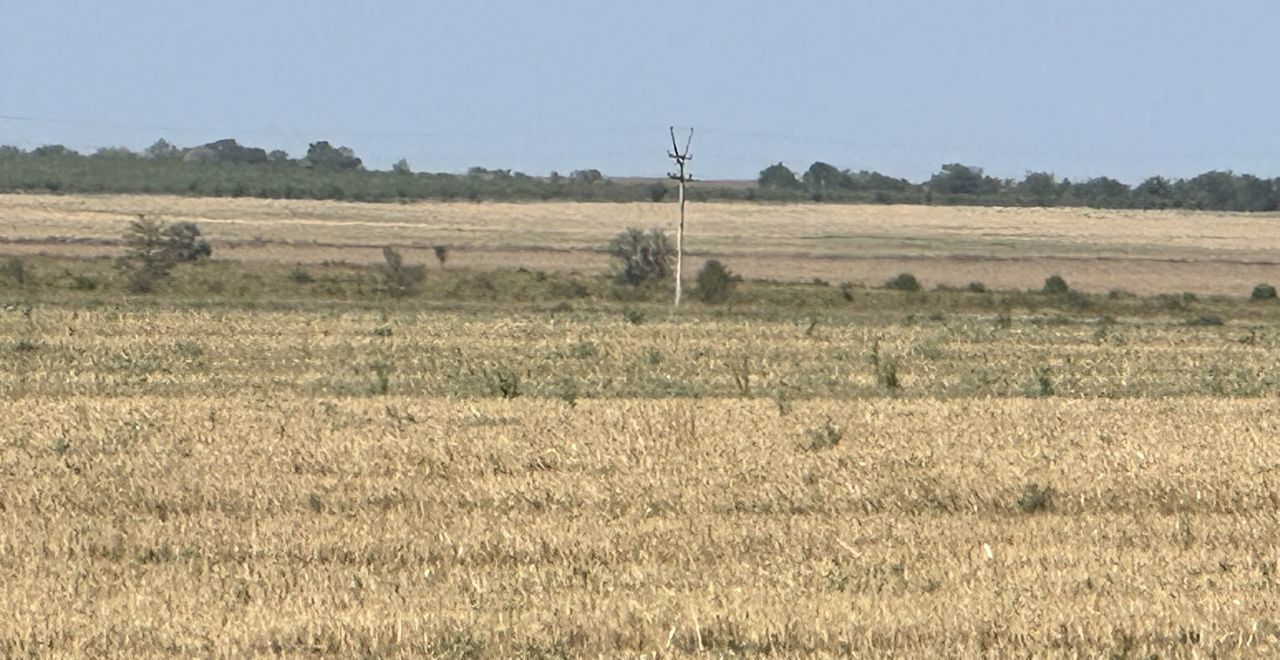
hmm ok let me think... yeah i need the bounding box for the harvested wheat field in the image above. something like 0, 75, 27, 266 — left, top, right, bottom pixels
4, 305, 1280, 656
6, 194, 1280, 295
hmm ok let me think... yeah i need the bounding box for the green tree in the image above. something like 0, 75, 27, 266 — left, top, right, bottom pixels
1133, 176, 1175, 209
304, 141, 363, 170
91, 146, 136, 160
1017, 172, 1060, 205
928, 163, 997, 196
145, 139, 181, 160
570, 169, 604, 184
758, 162, 801, 190
31, 145, 80, 158
1071, 177, 1131, 207
1178, 171, 1236, 210
802, 161, 850, 194
184, 139, 268, 164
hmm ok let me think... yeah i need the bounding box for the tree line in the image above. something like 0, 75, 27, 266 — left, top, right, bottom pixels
758, 161, 1280, 211
1, 138, 1277, 211
0, 139, 660, 203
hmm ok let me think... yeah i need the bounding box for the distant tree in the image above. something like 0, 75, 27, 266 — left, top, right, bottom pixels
1071, 177, 1131, 207
928, 163, 998, 196
848, 170, 915, 192
392, 158, 413, 175
646, 181, 668, 202
802, 161, 851, 194
1017, 172, 1060, 205
144, 139, 180, 160
1235, 174, 1277, 212
267, 149, 291, 163
1179, 171, 1236, 210
569, 169, 604, 184
1133, 176, 1176, 209
758, 162, 801, 190
303, 141, 363, 170
608, 227, 675, 286
91, 146, 136, 160
31, 145, 80, 158
183, 139, 268, 164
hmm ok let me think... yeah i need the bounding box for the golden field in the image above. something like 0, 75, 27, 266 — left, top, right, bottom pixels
4, 305, 1280, 656
6, 193, 1280, 295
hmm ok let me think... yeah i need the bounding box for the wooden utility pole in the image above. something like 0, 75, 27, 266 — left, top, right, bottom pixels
667, 126, 694, 306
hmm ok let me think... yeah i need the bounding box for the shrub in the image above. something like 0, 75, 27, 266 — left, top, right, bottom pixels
608, 227, 674, 286
433, 246, 449, 268
967, 281, 987, 293
1252, 284, 1276, 300
288, 267, 315, 284
1017, 482, 1053, 513
884, 273, 921, 292
646, 182, 668, 202
124, 216, 211, 270
1042, 275, 1069, 294
806, 420, 842, 451
378, 246, 425, 297
694, 260, 741, 304
877, 362, 901, 391
1035, 366, 1054, 397
492, 370, 521, 399
125, 268, 159, 294
70, 274, 97, 290
165, 222, 212, 261
1187, 314, 1224, 327
4, 257, 29, 286
550, 279, 590, 299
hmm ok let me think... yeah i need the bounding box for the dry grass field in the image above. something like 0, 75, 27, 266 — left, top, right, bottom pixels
6, 194, 1280, 656
4, 305, 1280, 656
6, 193, 1280, 295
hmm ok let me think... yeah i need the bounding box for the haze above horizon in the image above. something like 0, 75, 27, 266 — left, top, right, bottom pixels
2, 1, 1275, 184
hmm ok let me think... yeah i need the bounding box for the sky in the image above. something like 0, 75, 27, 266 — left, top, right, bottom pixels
1, 1, 1276, 183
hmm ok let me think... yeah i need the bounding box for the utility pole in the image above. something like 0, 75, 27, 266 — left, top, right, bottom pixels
667, 126, 694, 306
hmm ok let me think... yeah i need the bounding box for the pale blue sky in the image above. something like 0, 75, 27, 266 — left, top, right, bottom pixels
1, 1, 1275, 182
